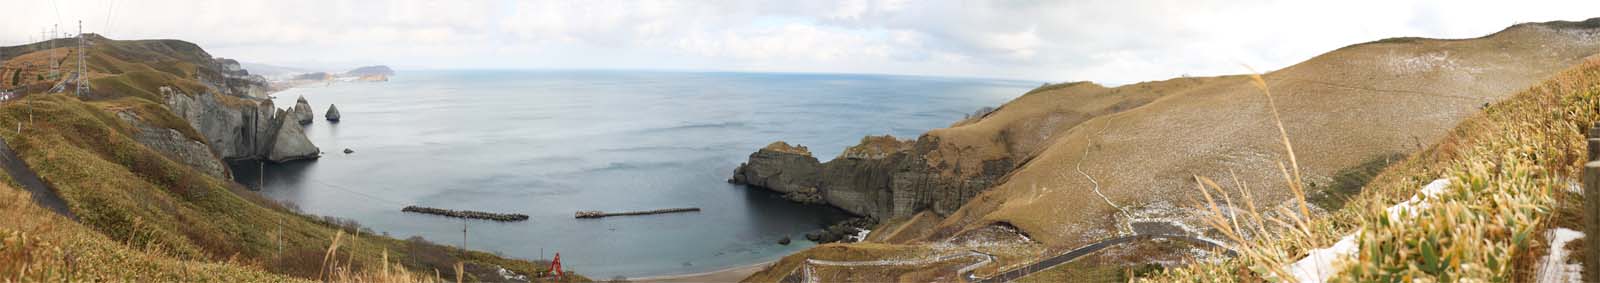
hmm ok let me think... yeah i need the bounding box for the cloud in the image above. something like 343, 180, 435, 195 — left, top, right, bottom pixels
3, 0, 1597, 83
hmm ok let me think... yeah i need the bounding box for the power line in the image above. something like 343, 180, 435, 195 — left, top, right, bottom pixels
307, 179, 409, 206
103, 0, 117, 36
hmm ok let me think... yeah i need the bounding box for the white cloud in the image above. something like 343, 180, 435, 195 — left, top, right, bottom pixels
2, 0, 1597, 83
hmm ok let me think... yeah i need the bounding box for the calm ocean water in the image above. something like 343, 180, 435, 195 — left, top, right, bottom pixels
230, 70, 1034, 278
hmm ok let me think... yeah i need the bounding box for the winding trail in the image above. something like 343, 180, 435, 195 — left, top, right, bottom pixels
0, 136, 76, 220
1075, 116, 1133, 234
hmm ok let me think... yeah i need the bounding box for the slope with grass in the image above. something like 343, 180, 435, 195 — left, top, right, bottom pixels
741, 18, 1600, 282
1157, 51, 1600, 283
0, 36, 588, 281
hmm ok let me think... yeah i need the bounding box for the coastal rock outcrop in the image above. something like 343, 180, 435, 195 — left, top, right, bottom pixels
268, 108, 320, 162
731, 135, 1005, 219
325, 104, 341, 122
161, 85, 320, 164
730, 142, 821, 197
163, 86, 274, 160
293, 96, 314, 124
116, 111, 229, 178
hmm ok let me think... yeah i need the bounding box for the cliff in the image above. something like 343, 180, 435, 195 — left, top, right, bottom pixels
162, 86, 318, 163
733, 135, 1004, 218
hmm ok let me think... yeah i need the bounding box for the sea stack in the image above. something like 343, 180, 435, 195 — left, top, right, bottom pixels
269, 109, 321, 162
325, 104, 341, 122
293, 96, 314, 124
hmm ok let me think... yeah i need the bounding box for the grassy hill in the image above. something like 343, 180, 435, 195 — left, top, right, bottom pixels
1157, 53, 1600, 282
749, 18, 1600, 282
0, 36, 587, 282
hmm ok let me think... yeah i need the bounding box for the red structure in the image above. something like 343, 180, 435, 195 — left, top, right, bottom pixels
550, 253, 563, 280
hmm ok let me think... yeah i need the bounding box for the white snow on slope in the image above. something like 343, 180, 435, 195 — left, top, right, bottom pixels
1290, 178, 1450, 283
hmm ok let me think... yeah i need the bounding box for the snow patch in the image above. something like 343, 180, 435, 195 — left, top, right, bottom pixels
1289, 234, 1360, 283
497, 266, 529, 282
1385, 179, 1450, 220
847, 229, 871, 242
1536, 228, 1584, 283
1289, 178, 1449, 283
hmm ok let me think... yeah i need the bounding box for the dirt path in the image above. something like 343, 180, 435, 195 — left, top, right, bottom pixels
0, 136, 75, 219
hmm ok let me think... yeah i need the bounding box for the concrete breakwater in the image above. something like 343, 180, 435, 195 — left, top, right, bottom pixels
575, 207, 701, 219
402, 205, 529, 222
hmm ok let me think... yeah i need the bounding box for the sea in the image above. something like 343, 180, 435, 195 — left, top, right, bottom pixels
228, 70, 1035, 278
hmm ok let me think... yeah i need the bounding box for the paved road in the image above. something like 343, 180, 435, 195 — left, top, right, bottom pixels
965, 234, 1232, 283
0, 136, 76, 220
782, 234, 1231, 283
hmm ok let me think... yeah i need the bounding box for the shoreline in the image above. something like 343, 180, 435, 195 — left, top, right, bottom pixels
627, 261, 773, 282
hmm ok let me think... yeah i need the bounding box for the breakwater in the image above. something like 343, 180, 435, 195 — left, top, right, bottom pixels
575, 207, 701, 219
402, 205, 529, 222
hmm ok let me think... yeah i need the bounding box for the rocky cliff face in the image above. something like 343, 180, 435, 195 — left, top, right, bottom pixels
213, 58, 271, 98
161, 86, 319, 163
163, 87, 264, 160
731, 136, 1009, 219
116, 111, 229, 179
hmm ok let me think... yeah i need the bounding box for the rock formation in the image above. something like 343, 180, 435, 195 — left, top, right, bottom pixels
160, 86, 321, 164
163, 86, 274, 160
325, 104, 341, 122
731, 136, 1005, 219
212, 58, 271, 98
269, 108, 320, 162
116, 111, 228, 179
293, 96, 314, 124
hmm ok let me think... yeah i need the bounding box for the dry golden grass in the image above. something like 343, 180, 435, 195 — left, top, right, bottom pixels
746, 20, 1600, 283
762, 141, 813, 156
1152, 55, 1600, 282
0, 182, 301, 282
926, 19, 1600, 249
840, 135, 913, 159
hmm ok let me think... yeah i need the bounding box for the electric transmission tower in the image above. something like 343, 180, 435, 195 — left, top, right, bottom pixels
75, 21, 86, 97
46, 27, 56, 81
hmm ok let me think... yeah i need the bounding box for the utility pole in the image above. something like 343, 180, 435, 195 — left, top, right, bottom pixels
461, 218, 468, 259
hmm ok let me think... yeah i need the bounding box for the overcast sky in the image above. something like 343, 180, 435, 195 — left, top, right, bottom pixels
3, 0, 1597, 84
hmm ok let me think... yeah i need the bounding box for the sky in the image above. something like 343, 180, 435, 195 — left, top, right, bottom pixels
2, 0, 1597, 84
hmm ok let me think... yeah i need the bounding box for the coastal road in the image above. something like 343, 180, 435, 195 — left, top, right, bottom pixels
964, 234, 1232, 283
782, 233, 1230, 283
0, 136, 76, 220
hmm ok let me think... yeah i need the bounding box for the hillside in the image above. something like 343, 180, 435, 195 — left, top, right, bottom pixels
1160, 53, 1600, 282
736, 18, 1600, 281
0, 35, 586, 281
